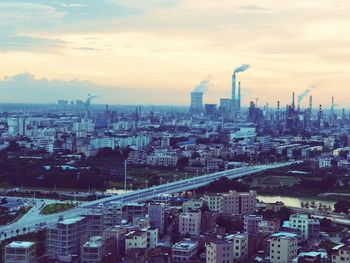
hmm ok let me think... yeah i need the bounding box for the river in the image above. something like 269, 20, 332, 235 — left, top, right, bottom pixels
257, 195, 335, 208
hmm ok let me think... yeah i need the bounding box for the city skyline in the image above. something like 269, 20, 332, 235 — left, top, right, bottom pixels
1, 0, 350, 107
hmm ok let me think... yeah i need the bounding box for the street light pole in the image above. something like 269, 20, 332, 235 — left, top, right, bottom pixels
124, 159, 127, 192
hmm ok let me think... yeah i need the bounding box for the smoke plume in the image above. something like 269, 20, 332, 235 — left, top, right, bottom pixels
193, 79, 213, 93
234, 64, 250, 74
298, 85, 317, 104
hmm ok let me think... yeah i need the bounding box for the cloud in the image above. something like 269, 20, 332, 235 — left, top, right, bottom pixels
0, 32, 66, 52
0, 72, 193, 105
0, 0, 142, 52
0, 73, 104, 103
239, 5, 277, 13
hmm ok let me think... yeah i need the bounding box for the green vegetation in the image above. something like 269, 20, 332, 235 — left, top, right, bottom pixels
108, 167, 196, 190
197, 177, 250, 194
258, 175, 300, 188
251, 163, 349, 200
334, 200, 350, 214
41, 202, 76, 215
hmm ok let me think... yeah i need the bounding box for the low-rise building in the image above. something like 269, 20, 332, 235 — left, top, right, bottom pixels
81, 236, 105, 263
205, 190, 256, 215
331, 245, 350, 263
268, 232, 298, 263
179, 210, 201, 236
206, 240, 233, 263
172, 239, 198, 263
5, 241, 36, 263
226, 233, 249, 261
258, 220, 281, 236
244, 214, 263, 238
125, 231, 148, 253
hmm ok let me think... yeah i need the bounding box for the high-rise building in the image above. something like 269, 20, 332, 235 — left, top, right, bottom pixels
47, 216, 90, 261
148, 203, 166, 235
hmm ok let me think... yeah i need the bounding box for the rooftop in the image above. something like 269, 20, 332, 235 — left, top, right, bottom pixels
270, 232, 298, 239
83, 236, 103, 248
59, 216, 85, 225
172, 240, 198, 250
6, 241, 35, 249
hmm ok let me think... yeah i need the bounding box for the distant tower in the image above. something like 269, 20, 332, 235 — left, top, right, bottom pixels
318, 104, 324, 129
292, 92, 295, 111
277, 100, 280, 121
232, 72, 236, 102
190, 92, 204, 114
237, 81, 241, 111
309, 96, 313, 112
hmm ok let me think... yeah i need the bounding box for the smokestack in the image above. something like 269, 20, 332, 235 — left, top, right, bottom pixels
309, 95, 313, 110
232, 72, 236, 101
237, 81, 241, 111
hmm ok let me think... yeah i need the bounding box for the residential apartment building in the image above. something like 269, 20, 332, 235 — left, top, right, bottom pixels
103, 225, 128, 259
182, 199, 203, 213
148, 203, 166, 234
144, 227, 158, 249
125, 231, 148, 253
268, 232, 298, 263
244, 214, 263, 238
258, 219, 281, 236
47, 216, 90, 262
206, 240, 234, 263
226, 233, 249, 261
288, 214, 319, 241
172, 239, 198, 263
81, 236, 105, 263
5, 241, 36, 263
332, 245, 350, 263
179, 210, 201, 236
87, 201, 123, 236
205, 190, 256, 215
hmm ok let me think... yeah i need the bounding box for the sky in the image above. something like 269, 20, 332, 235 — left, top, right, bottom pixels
1, 0, 350, 108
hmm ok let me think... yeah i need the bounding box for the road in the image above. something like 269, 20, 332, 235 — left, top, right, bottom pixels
290, 207, 350, 226
0, 162, 296, 241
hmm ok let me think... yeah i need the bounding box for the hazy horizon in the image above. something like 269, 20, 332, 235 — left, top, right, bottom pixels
1, 1, 350, 108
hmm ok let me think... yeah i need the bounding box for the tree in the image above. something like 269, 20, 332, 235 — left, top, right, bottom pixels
334, 201, 350, 214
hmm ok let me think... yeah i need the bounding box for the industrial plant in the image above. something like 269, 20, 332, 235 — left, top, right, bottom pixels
190, 65, 248, 121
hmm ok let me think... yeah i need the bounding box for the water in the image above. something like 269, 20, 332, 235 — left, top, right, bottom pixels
257, 195, 335, 208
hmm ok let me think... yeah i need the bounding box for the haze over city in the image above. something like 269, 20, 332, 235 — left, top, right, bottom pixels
1, 0, 350, 106
1, 2, 350, 263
